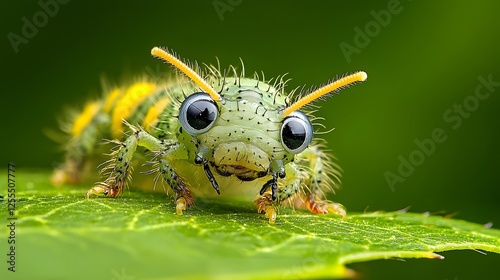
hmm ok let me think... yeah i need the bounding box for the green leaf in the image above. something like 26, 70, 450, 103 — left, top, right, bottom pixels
1, 171, 499, 280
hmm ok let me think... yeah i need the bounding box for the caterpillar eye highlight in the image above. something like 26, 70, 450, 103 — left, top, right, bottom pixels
281, 111, 313, 154
179, 92, 219, 135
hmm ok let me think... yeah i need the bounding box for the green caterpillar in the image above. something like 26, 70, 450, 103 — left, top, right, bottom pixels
52, 47, 367, 223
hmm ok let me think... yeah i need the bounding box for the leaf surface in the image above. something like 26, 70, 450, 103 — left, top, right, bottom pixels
1, 171, 499, 280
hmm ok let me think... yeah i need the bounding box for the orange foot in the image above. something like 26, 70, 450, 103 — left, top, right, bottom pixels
174, 189, 194, 215
306, 198, 347, 219
256, 193, 278, 224
85, 183, 122, 199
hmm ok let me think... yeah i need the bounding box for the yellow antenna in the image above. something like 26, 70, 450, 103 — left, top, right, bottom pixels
282, 71, 367, 116
151, 47, 221, 101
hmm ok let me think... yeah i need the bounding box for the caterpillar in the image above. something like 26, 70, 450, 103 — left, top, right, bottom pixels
52, 47, 367, 224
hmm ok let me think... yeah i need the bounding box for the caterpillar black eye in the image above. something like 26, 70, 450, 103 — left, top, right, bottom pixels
280, 111, 313, 154
179, 92, 219, 135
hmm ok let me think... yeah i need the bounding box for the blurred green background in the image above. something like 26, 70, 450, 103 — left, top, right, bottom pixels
2, 1, 499, 279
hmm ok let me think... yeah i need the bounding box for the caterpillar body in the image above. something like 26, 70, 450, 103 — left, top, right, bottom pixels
52, 47, 367, 224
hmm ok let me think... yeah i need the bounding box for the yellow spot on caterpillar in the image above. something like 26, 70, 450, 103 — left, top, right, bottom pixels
103, 88, 123, 113
283, 71, 367, 116
111, 82, 157, 137
142, 96, 171, 131
71, 102, 101, 137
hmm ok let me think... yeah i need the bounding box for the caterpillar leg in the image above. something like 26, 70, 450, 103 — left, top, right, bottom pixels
256, 145, 345, 223
85, 124, 193, 214
255, 163, 302, 224
299, 146, 346, 219
84, 132, 141, 199
156, 158, 193, 215
256, 193, 278, 224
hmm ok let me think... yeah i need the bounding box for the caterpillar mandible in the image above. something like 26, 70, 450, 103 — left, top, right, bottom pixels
52, 47, 367, 224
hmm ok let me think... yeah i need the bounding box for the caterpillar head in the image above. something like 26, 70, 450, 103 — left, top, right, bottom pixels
151, 47, 367, 198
